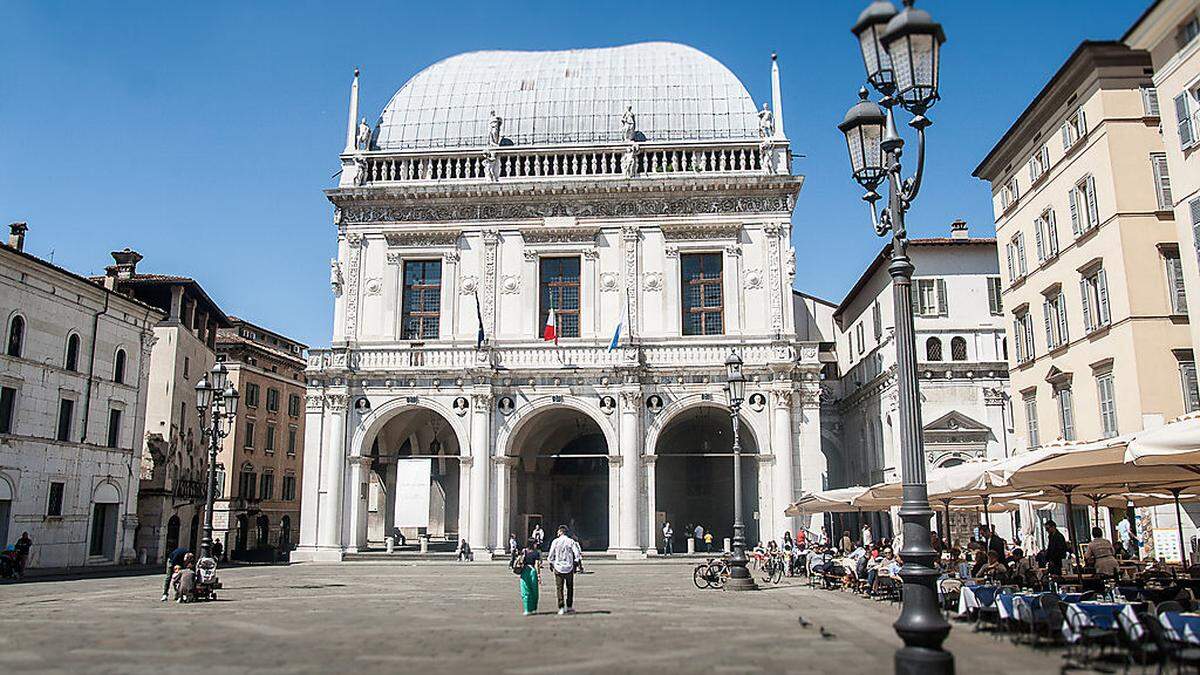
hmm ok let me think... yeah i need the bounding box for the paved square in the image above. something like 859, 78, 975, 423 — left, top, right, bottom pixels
0, 562, 1068, 674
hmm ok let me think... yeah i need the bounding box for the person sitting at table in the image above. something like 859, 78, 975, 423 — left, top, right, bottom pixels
979, 550, 1007, 581
1084, 526, 1120, 578
1010, 547, 1038, 587
970, 546, 988, 580
1044, 519, 1069, 577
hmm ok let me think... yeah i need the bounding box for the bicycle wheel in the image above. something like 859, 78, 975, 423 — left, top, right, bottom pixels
693, 565, 710, 589
771, 564, 784, 584
710, 561, 728, 589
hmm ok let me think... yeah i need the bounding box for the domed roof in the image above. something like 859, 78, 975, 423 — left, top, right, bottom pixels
375, 42, 762, 151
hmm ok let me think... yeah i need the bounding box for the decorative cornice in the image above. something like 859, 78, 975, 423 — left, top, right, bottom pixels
519, 226, 601, 245
384, 230, 462, 247
661, 222, 742, 242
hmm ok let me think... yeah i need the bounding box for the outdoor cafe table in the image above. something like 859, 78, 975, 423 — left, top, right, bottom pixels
1161, 612, 1200, 645
1062, 602, 1141, 643
958, 584, 999, 615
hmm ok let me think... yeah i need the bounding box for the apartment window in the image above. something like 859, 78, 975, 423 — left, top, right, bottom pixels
540, 257, 582, 338
680, 253, 723, 336
1034, 209, 1059, 262
1055, 387, 1076, 442
46, 481, 64, 517
1165, 248, 1189, 314
1151, 153, 1174, 211
287, 427, 297, 455
1000, 176, 1020, 211
872, 301, 882, 340
265, 424, 276, 453
106, 408, 122, 448
1080, 266, 1111, 333
1023, 394, 1040, 448
183, 357, 189, 380
987, 277, 1003, 315
282, 474, 297, 501
912, 278, 948, 317
925, 337, 943, 361
1069, 175, 1100, 235
266, 387, 279, 413
287, 393, 300, 418
113, 349, 126, 384
0, 386, 14, 434
401, 260, 442, 340
238, 464, 257, 500
244, 382, 260, 408
1096, 371, 1118, 438
1141, 85, 1161, 117
6, 315, 24, 358
65, 334, 80, 372
1013, 311, 1036, 364
1177, 14, 1200, 50
260, 471, 275, 501
951, 336, 967, 361
1061, 107, 1088, 151
1043, 292, 1069, 350
855, 323, 865, 356
1176, 89, 1199, 149
56, 398, 74, 442
1011, 234, 1028, 278
244, 421, 255, 449
1028, 145, 1050, 183
1178, 354, 1200, 413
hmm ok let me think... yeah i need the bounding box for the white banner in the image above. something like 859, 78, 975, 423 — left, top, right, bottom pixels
394, 459, 432, 528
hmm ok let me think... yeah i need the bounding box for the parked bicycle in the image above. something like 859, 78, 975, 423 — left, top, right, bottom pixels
760, 552, 785, 584
693, 557, 731, 589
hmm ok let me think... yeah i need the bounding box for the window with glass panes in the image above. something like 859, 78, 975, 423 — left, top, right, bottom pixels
681, 253, 723, 335
401, 260, 442, 340
239, 465, 257, 500
260, 471, 274, 500
538, 257, 581, 338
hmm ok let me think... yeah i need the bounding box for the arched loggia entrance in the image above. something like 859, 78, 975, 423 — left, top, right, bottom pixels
505, 407, 610, 551
365, 406, 463, 546
655, 405, 759, 552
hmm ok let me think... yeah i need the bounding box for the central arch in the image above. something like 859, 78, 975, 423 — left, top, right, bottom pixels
503, 404, 611, 551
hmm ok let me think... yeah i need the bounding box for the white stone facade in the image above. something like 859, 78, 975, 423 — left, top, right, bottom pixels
0, 231, 160, 568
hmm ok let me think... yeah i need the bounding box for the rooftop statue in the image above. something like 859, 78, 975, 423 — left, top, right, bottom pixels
621, 105, 637, 141
356, 117, 372, 151
488, 110, 503, 146
758, 103, 774, 139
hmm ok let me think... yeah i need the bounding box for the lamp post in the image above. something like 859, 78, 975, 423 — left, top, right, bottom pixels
842, 2, 951, 673
723, 350, 757, 591
195, 362, 240, 561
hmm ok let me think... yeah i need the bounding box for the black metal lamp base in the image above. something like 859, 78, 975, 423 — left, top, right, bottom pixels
895, 647, 954, 675
723, 575, 759, 591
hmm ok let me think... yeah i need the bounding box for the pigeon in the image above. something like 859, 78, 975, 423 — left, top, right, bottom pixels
819, 626, 836, 640
798, 615, 812, 628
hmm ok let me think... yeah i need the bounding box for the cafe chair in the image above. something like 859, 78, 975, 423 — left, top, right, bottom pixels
1139, 611, 1200, 673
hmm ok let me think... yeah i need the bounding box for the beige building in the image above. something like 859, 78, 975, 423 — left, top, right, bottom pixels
213, 317, 306, 560
975, 40, 1196, 541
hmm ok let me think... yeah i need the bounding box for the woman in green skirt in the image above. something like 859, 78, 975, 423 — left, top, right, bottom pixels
516, 538, 542, 615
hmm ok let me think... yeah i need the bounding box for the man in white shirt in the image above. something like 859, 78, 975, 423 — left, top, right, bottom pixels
547, 525, 582, 615
662, 522, 674, 555
694, 524, 705, 550
861, 523, 873, 547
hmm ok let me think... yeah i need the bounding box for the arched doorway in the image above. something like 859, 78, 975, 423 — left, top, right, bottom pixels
655, 405, 759, 551
507, 407, 609, 550
365, 406, 463, 546
165, 515, 181, 555
256, 515, 270, 549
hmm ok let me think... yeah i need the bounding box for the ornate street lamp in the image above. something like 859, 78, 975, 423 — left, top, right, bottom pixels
841, 2, 951, 673
195, 362, 239, 561
723, 350, 756, 591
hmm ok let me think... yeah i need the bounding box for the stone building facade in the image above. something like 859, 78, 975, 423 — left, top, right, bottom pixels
298, 43, 824, 560
0, 224, 160, 568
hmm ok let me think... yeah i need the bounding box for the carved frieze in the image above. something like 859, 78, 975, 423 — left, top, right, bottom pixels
383, 230, 462, 247
519, 226, 600, 245
660, 222, 742, 242
340, 195, 793, 224
343, 234, 363, 338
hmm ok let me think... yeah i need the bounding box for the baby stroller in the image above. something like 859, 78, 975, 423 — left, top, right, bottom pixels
192, 556, 222, 601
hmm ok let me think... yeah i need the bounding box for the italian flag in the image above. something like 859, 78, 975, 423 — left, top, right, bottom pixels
543, 307, 558, 343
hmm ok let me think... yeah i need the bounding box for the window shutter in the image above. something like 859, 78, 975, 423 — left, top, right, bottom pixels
1080, 278, 1094, 333
1069, 188, 1081, 235
1177, 93, 1194, 148
1174, 259, 1190, 313
1047, 210, 1059, 255
1040, 146, 1050, 170
1043, 299, 1054, 348
1057, 293, 1069, 344
1085, 175, 1099, 229
1025, 316, 1035, 359
1097, 269, 1110, 325
1012, 320, 1023, 361
936, 278, 948, 316
1061, 123, 1072, 150
910, 281, 921, 315
1152, 153, 1173, 210
1035, 220, 1046, 261
1006, 244, 1016, 281
1017, 234, 1027, 275
1077, 108, 1087, 136
1028, 159, 1037, 183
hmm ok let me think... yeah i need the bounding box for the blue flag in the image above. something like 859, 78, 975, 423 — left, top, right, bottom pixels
608, 320, 622, 352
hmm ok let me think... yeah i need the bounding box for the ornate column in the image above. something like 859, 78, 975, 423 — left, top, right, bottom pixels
607, 453, 622, 553
347, 455, 373, 551
763, 223, 785, 335
643, 454, 658, 554
318, 394, 348, 551
617, 391, 641, 555
621, 225, 640, 336
771, 389, 796, 540
468, 392, 492, 549
493, 455, 517, 552
297, 393, 325, 555
343, 233, 363, 341
481, 230, 500, 336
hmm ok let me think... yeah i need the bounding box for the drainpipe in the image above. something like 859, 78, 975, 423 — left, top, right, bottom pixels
80, 293, 111, 444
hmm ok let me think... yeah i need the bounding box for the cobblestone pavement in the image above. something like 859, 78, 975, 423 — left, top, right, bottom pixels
0, 561, 1074, 674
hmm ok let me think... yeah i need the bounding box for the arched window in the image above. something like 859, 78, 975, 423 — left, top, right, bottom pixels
113, 349, 127, 384
950, 336, 968, 361
6, 315, 24, 358
926, 337, 943, 361
65, 334, 80, 371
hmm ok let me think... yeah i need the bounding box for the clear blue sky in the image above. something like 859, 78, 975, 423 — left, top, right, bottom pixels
1, 1, 1148, 348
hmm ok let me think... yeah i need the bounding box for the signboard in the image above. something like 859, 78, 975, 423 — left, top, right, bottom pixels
394, 459, 432, 528
1154, 527, 1182, 563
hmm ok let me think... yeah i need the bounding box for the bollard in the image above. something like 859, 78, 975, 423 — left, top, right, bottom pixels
687, 538, 696, 554
420, 536, 429, 554
385, 536, 394, 554
724, 538, 731, 553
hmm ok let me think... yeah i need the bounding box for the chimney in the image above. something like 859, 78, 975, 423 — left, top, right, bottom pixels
8, 222, 27, 251
950, 219, 968, 239
105, 248, 143, 288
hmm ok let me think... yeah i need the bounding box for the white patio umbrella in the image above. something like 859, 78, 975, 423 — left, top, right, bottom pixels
784, 486, 871, 516
1126, 413, 1200, 468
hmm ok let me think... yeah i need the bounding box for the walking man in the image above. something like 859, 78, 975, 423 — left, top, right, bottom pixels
547, 525, 582, 615
693, 523, 704, 552
161, 545, 190, 601
662, 521, 674, 555
532, 523, 545, 550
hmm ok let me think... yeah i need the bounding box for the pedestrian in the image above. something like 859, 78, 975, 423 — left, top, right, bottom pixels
456, 538, 473, 562
532, 523, 545, 550
162, 545, 190, 601
861, 522, 873, 547
983, 524, 1007, 563
547, 525, 582, 615
704, 531, 714, 552
514, 537, 542, 616
1043, 520, 1068, 577
14, 531, 32, 578
508, 533, 519, 560
840, 531, 853, 554
662, 521, 674, 555
693, 523, 704, 551
211, 540, 223, 562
